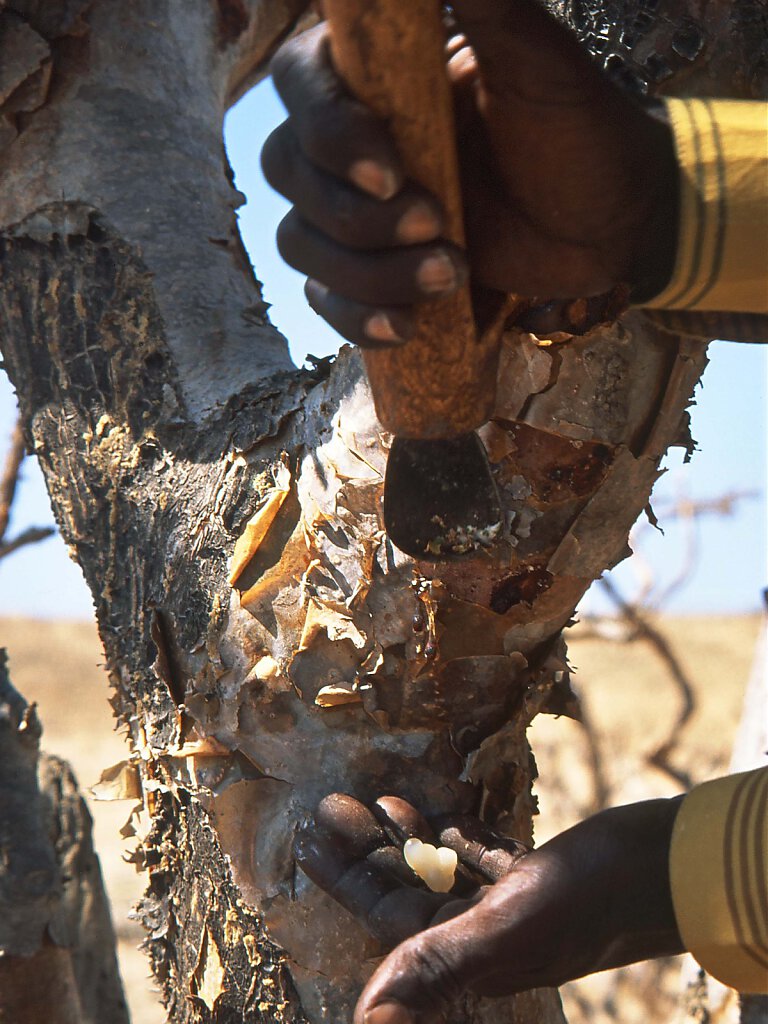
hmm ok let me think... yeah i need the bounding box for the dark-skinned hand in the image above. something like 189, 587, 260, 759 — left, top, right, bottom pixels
261, 0, 678, 349
294, 793, 685, 1024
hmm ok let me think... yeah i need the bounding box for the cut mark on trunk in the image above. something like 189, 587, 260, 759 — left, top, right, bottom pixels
490, 566, 554, 614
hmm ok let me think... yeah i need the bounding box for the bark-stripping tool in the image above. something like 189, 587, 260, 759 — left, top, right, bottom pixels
325, 0, 509, 559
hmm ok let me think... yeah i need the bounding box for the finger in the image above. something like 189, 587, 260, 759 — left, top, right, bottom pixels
262, 123, 443, 249
446, 40, 477, 91
294, 829, 452, 948
430, 890, 483, 927
433, 815, 529, 883
294, 828, 357, 893
371, 799, 479, 899
278, 210, 467, 305
450, 0, 602, 101
316, 793, 389, 856
294, 829, 395, 916
372, 797, 434, 845
368, 889, 462, 949
305, 280, 415, 348
367, 845, 422, 887
445, 33, 468, 60
270, 24, 403, 199
354, 913, 487, 1024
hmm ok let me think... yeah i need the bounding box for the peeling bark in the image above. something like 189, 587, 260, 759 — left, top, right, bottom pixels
0, 2, 764, 1023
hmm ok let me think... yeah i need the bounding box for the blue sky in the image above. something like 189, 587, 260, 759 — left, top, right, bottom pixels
0, 78, 765, 619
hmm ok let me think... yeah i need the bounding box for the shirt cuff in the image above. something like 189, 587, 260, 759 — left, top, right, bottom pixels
670, 767, 768, 993
643, 99, 768, 314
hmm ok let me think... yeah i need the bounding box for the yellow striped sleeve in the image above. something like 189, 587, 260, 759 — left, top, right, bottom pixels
670, 767, 768, 993
644, 99, 768, 314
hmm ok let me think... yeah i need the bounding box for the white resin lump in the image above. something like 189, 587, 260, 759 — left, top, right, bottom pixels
403, 837, 458, 893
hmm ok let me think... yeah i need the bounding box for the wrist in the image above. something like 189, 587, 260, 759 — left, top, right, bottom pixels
629, 102, 680, 303
596, 796, 686, 968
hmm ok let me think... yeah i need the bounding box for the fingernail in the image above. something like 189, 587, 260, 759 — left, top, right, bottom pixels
365, 313, 406, 344
350, 159, 399, 200
416, 252, 458, 294
364, 1003, 415, 1024
305, 278, 326, 312
446, 33, 468, 58
396, 202, 441, 244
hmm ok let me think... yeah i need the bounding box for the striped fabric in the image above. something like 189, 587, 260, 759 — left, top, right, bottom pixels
644, 99, 768, 316
643, 308, 768, 344
670, 767, 768, 993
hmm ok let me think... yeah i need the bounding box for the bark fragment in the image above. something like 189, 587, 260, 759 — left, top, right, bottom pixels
0, 10, 50, 146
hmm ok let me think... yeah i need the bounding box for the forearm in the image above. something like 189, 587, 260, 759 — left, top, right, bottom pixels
670, 767, 768, 993
537, 796, 686, 975
639, 98, 768, 340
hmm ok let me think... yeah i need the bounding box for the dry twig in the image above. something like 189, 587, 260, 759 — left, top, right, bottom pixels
634, 489, 759, 610
0, 527, 56, 561
578, 488, 759, 789
0, 417, 56, 562
577, 697, 612, 813
599, 576, 695, 789
0, 418, 25, 544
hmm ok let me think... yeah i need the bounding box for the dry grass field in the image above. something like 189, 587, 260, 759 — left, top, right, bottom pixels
0, 612, 763, 1024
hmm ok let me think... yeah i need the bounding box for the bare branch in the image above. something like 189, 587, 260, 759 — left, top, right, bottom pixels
0, 525, 55, 560
624, 488, 760, 609
649, 495, 701, 610
577, 695, 612, 813
0, 417, 25, 544
599, 576, 695, 789
653, 490, 760, 521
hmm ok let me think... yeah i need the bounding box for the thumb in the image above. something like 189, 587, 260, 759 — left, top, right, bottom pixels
353, 908, 487, 1024
449, 0, 603, 100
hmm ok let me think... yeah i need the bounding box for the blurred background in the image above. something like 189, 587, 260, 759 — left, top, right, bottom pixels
1, 77, 766, 1023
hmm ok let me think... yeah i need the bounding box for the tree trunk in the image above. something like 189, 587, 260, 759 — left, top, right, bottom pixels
0, 650, 129, 1024
0, 2, 764, 1023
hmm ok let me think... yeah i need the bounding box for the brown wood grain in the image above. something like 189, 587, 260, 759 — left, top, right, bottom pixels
326, 0, 503, 438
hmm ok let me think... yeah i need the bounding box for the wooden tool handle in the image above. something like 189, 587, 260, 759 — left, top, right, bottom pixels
325, 0, 501, 439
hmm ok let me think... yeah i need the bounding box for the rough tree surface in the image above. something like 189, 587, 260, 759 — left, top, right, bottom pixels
0, 1, 765, 1022
0, 650, 128, 1024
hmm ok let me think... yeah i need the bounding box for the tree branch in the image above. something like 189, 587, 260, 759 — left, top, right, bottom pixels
599, 576, 695, 789
0, 416, 24, 543
0, 524, 55, 560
